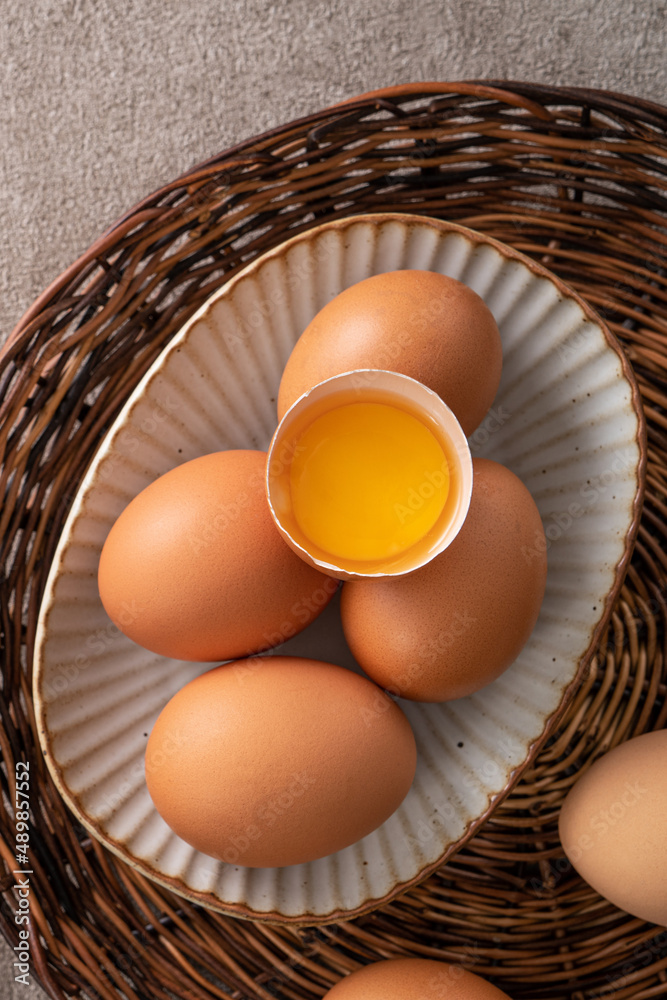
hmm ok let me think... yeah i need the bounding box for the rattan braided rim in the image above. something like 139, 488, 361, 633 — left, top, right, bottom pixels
1, 81, 666, 1000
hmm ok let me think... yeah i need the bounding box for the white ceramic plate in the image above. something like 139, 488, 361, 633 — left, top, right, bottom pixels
34, 213, 645, 925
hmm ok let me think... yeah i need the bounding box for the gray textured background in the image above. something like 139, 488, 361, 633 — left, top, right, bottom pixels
1, 0, 666, 996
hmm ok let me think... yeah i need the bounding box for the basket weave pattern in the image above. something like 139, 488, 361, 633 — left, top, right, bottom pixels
1, 82, 666, 1000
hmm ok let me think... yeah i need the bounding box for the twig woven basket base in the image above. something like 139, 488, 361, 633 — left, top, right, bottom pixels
2, 82, 666, 1000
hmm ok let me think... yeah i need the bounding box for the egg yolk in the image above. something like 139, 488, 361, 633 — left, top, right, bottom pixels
288, 401, 450, 562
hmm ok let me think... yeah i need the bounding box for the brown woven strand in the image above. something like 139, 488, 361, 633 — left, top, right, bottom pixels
1, 81, 667, 1000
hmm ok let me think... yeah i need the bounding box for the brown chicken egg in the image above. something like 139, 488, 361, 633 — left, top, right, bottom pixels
98, 450, 335, 661
145, 656, 417, 867
323, 958, 513, 1000
340, 458, 547, 701
559, 729, 667, 926
277, 270, 503, 436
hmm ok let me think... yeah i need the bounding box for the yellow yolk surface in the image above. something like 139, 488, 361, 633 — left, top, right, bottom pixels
289, 402, 450, 562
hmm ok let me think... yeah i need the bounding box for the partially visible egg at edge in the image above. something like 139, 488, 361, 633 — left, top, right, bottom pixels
558, 729, 667, 926
322, 957, 513, 999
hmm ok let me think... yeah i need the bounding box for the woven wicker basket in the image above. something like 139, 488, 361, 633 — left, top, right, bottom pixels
2, 81, 666, 1000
